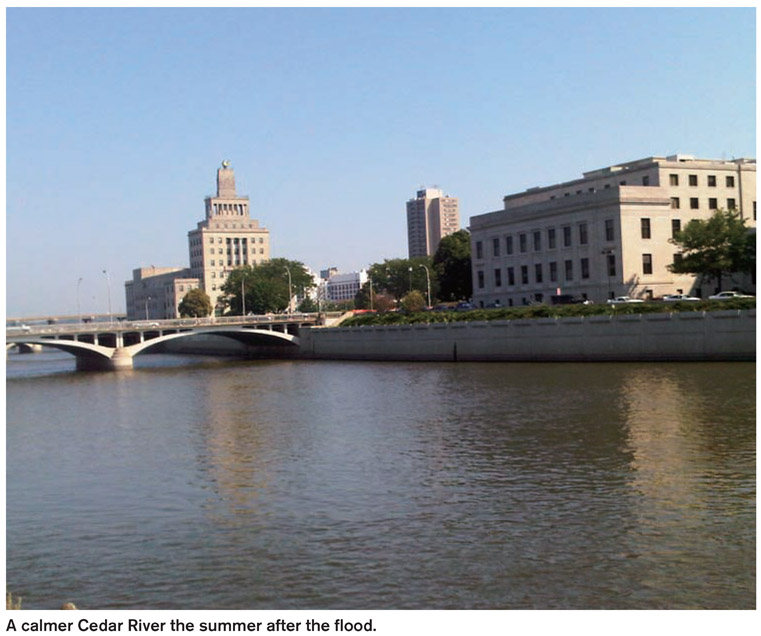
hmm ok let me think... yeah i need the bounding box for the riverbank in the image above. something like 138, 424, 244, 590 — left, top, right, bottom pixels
300, 308, 755, 362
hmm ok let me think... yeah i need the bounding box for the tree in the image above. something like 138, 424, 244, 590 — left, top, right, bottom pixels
400, 290, 426, 313
220, 258, 315, 315
178, 288, 213, 317
367, 257, 436, 301
669, 209, 755, 291
433, 229, 472, 301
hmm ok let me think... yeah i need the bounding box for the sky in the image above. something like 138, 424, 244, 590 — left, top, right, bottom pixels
4, 6, 756, 317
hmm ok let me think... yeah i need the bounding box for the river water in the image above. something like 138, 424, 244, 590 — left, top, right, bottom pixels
5, 350, 756, 609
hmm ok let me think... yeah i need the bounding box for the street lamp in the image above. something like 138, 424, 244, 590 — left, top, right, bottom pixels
77, 277, 83, 323
102, 270, 112, 323
144, 296, 152, 320
284, 266, 293, 314
408, 266, 413, 292
240, 274, 248, 317
419, 264, 431, 308
368, 275, 374, 311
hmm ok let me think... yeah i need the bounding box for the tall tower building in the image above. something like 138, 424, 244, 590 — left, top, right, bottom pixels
407, 187, 460, 258
188, 161, 270, 312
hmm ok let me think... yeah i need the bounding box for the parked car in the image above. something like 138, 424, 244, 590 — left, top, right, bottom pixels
455, 301, 475, 311
606, 296, 645, 304
662, 294, 700, 302
551, 294, 592, 305
133, 321, 160, 328
708, 291, 754, 300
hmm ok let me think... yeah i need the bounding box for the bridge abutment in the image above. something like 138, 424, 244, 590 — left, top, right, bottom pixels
75, 348, 134, 371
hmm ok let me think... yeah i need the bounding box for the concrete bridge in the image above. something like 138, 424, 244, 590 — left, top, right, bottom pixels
6, 313, 329, 371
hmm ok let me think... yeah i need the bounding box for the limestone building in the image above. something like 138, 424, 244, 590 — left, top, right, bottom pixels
125, 162, 270, 319
407, 187, 460, 258
187, 161, 270, 311
469, 155, 756, 307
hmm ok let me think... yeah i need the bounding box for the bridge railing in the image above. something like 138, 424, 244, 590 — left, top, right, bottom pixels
6, 312, 338, 338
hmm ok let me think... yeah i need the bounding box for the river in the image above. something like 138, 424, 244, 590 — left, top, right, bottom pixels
5, 350, 756, 609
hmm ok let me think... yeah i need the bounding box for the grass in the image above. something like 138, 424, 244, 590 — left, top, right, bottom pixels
340, 297, 756, 327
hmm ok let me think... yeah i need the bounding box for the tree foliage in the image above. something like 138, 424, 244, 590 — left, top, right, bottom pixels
220, 258, 315, 315
366, 257, 435, 302
400, 290, 426, 313
669, 209, 755, 291
178, 288, 213, 317
433, 229, 472, 301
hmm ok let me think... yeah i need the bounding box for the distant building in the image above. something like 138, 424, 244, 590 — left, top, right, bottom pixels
407, 187, 460, 258
125, 267, 199, 320
188, 161, 270, 312
326, 270, 368, 303
469, 155, 756, 308
125, 162, 271, 319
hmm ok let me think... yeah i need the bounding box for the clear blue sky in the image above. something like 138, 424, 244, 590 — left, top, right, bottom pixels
5, 7, 756, 317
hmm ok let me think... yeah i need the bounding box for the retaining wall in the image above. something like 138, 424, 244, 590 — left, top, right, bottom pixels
299, 310, 756, 362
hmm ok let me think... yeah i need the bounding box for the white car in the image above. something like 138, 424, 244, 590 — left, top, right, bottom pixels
708, 291, 754, 300
662, 294, 700, 302
606, 296, 645, 304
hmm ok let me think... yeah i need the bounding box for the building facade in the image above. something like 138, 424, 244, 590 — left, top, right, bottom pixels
188, 161, 271, 312
407, 187, 460, 258
325, 270, 368, 303
125, 267, 200, 320
469, 155, 756, 307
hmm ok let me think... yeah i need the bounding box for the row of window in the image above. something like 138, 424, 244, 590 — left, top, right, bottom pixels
477, 221, 610, 259
476, 251, 655, 288
670, 197, 736, 210
669, 174, 736, 188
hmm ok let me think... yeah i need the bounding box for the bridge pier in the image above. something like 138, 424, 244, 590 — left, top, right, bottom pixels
75, 348, 134, 371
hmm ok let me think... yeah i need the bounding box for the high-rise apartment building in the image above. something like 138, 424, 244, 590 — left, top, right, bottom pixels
188, 161, 270, 312
406, 188, 460, 258
469, 155, 756, 308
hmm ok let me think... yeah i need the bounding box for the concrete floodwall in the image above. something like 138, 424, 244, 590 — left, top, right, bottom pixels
299, 309, 755, 362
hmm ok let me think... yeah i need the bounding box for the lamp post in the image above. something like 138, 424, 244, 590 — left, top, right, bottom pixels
284, 266, 293, 314
419, 264, 431, 308
369, 275, 374, 311
408, 266, 413, 292
77, 277, 83, 323
240, 274, 248, 317
144, 296, 152, 320
102, 270, 112, 324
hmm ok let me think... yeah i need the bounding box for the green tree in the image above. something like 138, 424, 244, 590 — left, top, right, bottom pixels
400, 290, 426, 313
367, 257, 435, 301
220, 258, 315, 315
433, 229, 472, 301
669, 209, 755, 291
298, 296, 319, 313
178, 288, 213, 317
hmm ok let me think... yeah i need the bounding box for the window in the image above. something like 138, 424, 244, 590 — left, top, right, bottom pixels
548, 228, 557, 249
727, 198, 736, 210
642, 176, 650, 186
607, 254, 616, 277
579, 223, 588, 245
507, 267, 515, 286
506, 235, 513, 255
670, 197, 680, 209
689, 174, 698, 186
519, 233, 527, 253
642, 254, 653, 275
708, 175, 716, 187
605, 219, 614, 241
494, 268, 502, 287
669, 174, 679, 186
535, 263, 543, 283
476, 241, 483, 259
690, 198, 699, 209
549, 262, 558, 282
477, 270, 484, 288
672, 219, 681, 238
492, 237, 500, 257
564, 260, 573, 281
521, 266, 529, 285
533, 230, 541, 251
726, 176, 735, 188
563, 226, 572, 247
581, 257, 590, 279
641, 218, 651, 239
709, 198, 718, 210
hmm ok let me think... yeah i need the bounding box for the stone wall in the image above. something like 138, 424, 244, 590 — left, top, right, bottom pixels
299, 310, 755, 362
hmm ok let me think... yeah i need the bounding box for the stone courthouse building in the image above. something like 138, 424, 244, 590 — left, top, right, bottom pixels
469, 155, 756, 307
126, 162, 270, 319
